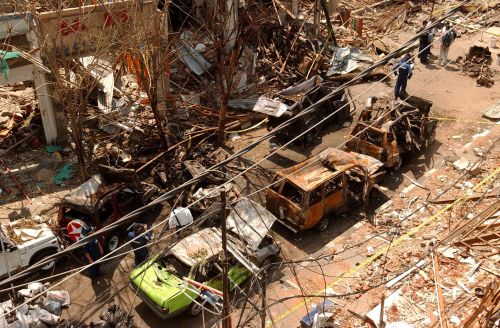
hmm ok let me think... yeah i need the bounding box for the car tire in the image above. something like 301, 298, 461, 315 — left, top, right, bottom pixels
314, 217, 329, 233
188, 299, 203, 317
304, 132, 315, 146
260, 256, 280, 282
30, 249, 58, 273
336, 108, 348, 124
426, 130, 436, 147
106, 233, 120, 253
392, 157, 402, 171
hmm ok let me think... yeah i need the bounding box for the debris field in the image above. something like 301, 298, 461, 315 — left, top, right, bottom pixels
0, 0, 499, 327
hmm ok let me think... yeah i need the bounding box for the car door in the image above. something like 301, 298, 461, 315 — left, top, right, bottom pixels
96, 194, 117, 226
324, 175, 344, 214
115, 187, 141, 215
202, 260, 250, 292
304, 185, 324, 229
0, 241, 22, 277
386, 130, 401, 167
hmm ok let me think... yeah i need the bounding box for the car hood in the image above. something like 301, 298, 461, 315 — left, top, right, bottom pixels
1, 222, 59, 248
226, 198, 277, 251
130, 260, 193, 307
351, 152, 385, 175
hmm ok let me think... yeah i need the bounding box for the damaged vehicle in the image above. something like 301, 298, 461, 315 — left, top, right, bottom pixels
253, 76, 351, 146
346, 96, 437, 170
266, 148, 384, 232
57, 166, 154, 253
129, 198, 280, 319
0, 219, 63, 279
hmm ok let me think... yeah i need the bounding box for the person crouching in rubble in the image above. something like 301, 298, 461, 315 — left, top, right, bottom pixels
83, 234, 104, 278
360, 96, 378, 121
393, 53, 413, 100
127, 223, 152, 268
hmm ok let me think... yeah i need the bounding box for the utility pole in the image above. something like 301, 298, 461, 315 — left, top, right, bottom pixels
221, 190, 232, 328
261, 273, 267, 328
313, 0, 321, 36
320, 0, 338, 46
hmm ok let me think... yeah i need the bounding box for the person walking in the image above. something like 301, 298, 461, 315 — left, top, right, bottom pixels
127, 223, 152, 267
83, 236, 104, 278
438, 23, 456, 66
393, 53, 413, 100
418, 20, 432, 63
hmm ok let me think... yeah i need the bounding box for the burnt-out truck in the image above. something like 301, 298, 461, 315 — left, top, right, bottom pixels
346, 96, 437, 170
253, 76, 351, 146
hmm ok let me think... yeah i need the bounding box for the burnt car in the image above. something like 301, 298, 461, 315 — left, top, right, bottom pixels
129, 198, 280, 319
266, 148, 384, 232
346, 96, 437, 170
253, 76, 351, 146
57, 166, 152, 252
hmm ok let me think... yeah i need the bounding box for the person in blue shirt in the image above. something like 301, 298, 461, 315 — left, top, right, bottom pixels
82, 236, 104, 278
393, 53, 413, 100
127, 223, 152, 267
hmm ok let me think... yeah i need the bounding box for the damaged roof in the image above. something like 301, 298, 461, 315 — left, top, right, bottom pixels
276, 148, 381, 191
171, 227, 222, 267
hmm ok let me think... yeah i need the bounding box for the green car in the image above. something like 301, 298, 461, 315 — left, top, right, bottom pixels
129, 199, 280, 319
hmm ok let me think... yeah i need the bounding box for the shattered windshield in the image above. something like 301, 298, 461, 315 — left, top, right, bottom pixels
160, 255, 191, 277
281, 181, 304, 205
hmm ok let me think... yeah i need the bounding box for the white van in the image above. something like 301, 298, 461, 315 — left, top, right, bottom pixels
0, 219, 62, 279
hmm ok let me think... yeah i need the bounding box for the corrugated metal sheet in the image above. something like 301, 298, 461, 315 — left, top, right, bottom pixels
177, 43, 212, 76
228, 97, 259, 109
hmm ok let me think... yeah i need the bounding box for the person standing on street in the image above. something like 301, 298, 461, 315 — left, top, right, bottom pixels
418, 20, 432, 63
128, 223, 152, 267
393, 53, 413, 100
83, 235, 104, 278
438, 23, 456, 66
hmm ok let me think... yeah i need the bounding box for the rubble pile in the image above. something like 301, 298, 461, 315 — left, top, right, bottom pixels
456, 45, 496, 87
55, 304, 136, 328
0, 83, 40, 149
0, 284, 70, 328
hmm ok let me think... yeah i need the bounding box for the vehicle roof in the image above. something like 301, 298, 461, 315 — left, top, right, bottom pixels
61, 176, 130, 214
62, 165, 142, 214
170, 228, 222, 267
61, 175, 103, 213
276, 148, 368, 191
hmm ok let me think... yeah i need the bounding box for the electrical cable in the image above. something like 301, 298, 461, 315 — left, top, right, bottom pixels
0, 0, 482, 319
237, 164, 499, 327
1, 0, 466, 286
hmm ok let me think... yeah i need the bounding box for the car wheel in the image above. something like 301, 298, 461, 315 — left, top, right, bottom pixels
314, 217, 329, 233
426, 131, 436, 147
188, 299, 203, 317
304, 132, 315, 146
336, 108, 348, 124
30, 249, 58, 272
106, 233, 120, 253
392, 157, 402, 171
260, 256, 280, 281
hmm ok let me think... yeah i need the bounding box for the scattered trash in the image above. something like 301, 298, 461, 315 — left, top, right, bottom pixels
53, 163, 75, 186
453, 158, 470, 171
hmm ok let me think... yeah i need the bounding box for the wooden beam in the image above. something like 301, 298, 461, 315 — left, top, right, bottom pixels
462, 281, 499, 328
432, 253, 448, 328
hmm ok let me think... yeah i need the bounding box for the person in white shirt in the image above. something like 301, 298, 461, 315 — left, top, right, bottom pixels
438, 23, 457, 66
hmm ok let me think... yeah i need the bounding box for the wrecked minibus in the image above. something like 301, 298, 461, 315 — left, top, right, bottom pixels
266, 148, 384, 232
